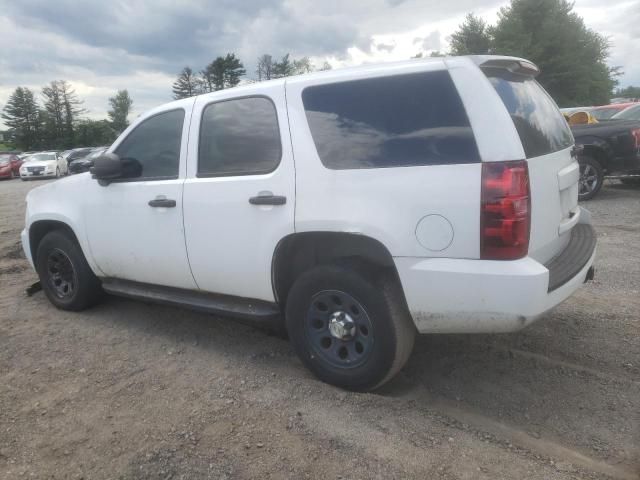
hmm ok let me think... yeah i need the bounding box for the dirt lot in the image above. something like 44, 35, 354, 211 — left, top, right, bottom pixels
0, 177, 638, 480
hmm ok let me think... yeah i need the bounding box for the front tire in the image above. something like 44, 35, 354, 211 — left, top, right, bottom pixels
285, 265, 415, 391
578, 156, 604, 201
36, 230, 103, 311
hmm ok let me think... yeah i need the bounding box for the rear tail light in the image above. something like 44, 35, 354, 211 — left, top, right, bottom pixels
481, 160, 530, 260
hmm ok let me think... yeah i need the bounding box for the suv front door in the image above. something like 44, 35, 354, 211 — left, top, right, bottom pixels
183, 83, 295, 302
84, 102, 197, 290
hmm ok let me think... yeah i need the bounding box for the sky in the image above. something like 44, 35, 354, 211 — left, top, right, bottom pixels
0, 0, 638, 128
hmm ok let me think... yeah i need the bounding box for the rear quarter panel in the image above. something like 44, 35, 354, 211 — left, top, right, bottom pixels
286, 60, 486, 259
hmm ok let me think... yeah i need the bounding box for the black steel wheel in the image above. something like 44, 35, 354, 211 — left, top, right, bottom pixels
36, 230, 103, 311
305, 290, 374, 369
286, 264, 416, 391
46, 248, 77, 300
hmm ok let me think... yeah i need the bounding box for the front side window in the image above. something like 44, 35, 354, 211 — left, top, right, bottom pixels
198, 97, 281, 177
302, 70, 480, 169
115, 109, 184, 180
484, 69, 573, 158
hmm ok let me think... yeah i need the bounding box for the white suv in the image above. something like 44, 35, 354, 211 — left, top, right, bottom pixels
21, 56, 596, 391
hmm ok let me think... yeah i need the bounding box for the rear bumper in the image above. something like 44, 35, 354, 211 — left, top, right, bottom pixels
396, 212, 596, 334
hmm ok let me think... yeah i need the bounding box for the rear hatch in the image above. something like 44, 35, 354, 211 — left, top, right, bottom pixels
481, 60, 579, 263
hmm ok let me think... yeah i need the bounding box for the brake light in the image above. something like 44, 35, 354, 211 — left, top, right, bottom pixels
481, 160, 530, 260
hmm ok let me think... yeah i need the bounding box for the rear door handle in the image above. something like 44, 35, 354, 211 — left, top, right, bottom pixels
249, 194, 286, 206
148, 198, 176, 208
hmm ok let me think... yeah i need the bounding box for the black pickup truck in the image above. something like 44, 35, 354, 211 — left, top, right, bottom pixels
571, 120, 640, 200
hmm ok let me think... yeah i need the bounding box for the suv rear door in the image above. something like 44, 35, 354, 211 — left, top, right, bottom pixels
449, 57, 579, 264
483, 60, 578, 263
182, 82, 295, 302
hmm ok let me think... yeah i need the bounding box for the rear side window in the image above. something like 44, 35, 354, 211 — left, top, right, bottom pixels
115, 109, 184, 180
198, 97, 281, 177
484, 69, 573, 158
302, 70, 480, 169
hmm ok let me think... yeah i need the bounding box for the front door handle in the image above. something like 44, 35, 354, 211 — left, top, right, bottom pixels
249, 194, 286, 206
148, 198, 176, 208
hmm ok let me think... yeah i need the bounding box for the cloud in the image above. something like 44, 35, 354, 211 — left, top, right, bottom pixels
0, 0, 638, 130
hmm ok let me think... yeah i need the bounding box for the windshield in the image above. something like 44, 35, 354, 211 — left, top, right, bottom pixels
25, 153, 56, 162
611, 104, 640, 121
484, 68, 573, 158
591, 108, 621, 121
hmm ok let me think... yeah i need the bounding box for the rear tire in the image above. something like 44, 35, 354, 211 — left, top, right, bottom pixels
285, 264, 415, 391
578, 156, 604, 201
36, 230, 103, 311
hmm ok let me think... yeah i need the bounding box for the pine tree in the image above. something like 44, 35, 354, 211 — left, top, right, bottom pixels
42, 80, 84, 149
490, 0, 616, 106
1, 87, 42, 150
108, 90, 133, 134
172, 67, 200, 99
222, 53, 245, 88
449, 14, 491, 55
273, 54, 295, 78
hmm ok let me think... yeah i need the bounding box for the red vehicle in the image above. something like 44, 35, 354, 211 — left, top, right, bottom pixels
590, 102, 638, 121
0, 153, 23, 179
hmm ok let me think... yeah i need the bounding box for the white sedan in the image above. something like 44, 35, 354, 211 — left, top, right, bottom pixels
19, 152, 68, 180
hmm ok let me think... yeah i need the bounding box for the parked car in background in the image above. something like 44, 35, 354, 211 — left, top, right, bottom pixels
65, 147, 95, 166
572, 119, 640, 198
68, 147, 108, 174
589, 102, 637, 122
611, 104, 640, 122
0, 152, 23, 179
19, 152, 68, 180
21, 55, 596, 390
567, 110, 598, 125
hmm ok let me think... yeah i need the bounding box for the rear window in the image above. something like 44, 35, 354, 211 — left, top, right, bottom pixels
302, 70, 480, 169
485, 69, 573, 158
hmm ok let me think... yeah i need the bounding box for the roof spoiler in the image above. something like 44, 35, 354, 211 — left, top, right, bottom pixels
474, 57, 540, 77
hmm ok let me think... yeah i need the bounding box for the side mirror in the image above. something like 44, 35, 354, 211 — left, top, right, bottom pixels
91, 153, 122, 185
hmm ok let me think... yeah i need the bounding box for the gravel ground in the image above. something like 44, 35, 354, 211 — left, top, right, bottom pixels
0, 177, 638, 480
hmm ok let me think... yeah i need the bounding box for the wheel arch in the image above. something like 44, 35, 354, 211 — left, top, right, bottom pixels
271, 231, 404, 306
575, 136, 612, 171
29, 220, 82, 265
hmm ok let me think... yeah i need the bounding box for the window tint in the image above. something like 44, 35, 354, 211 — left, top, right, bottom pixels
301, 70, 479, 169
115, 109, 184, 180
484, 69, 573, 158
198, 97, 281, 177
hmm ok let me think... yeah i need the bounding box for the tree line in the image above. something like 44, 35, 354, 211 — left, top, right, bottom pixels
440, 0, 620, 107
172, 53, 331, 99
1, 83, 132, 151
